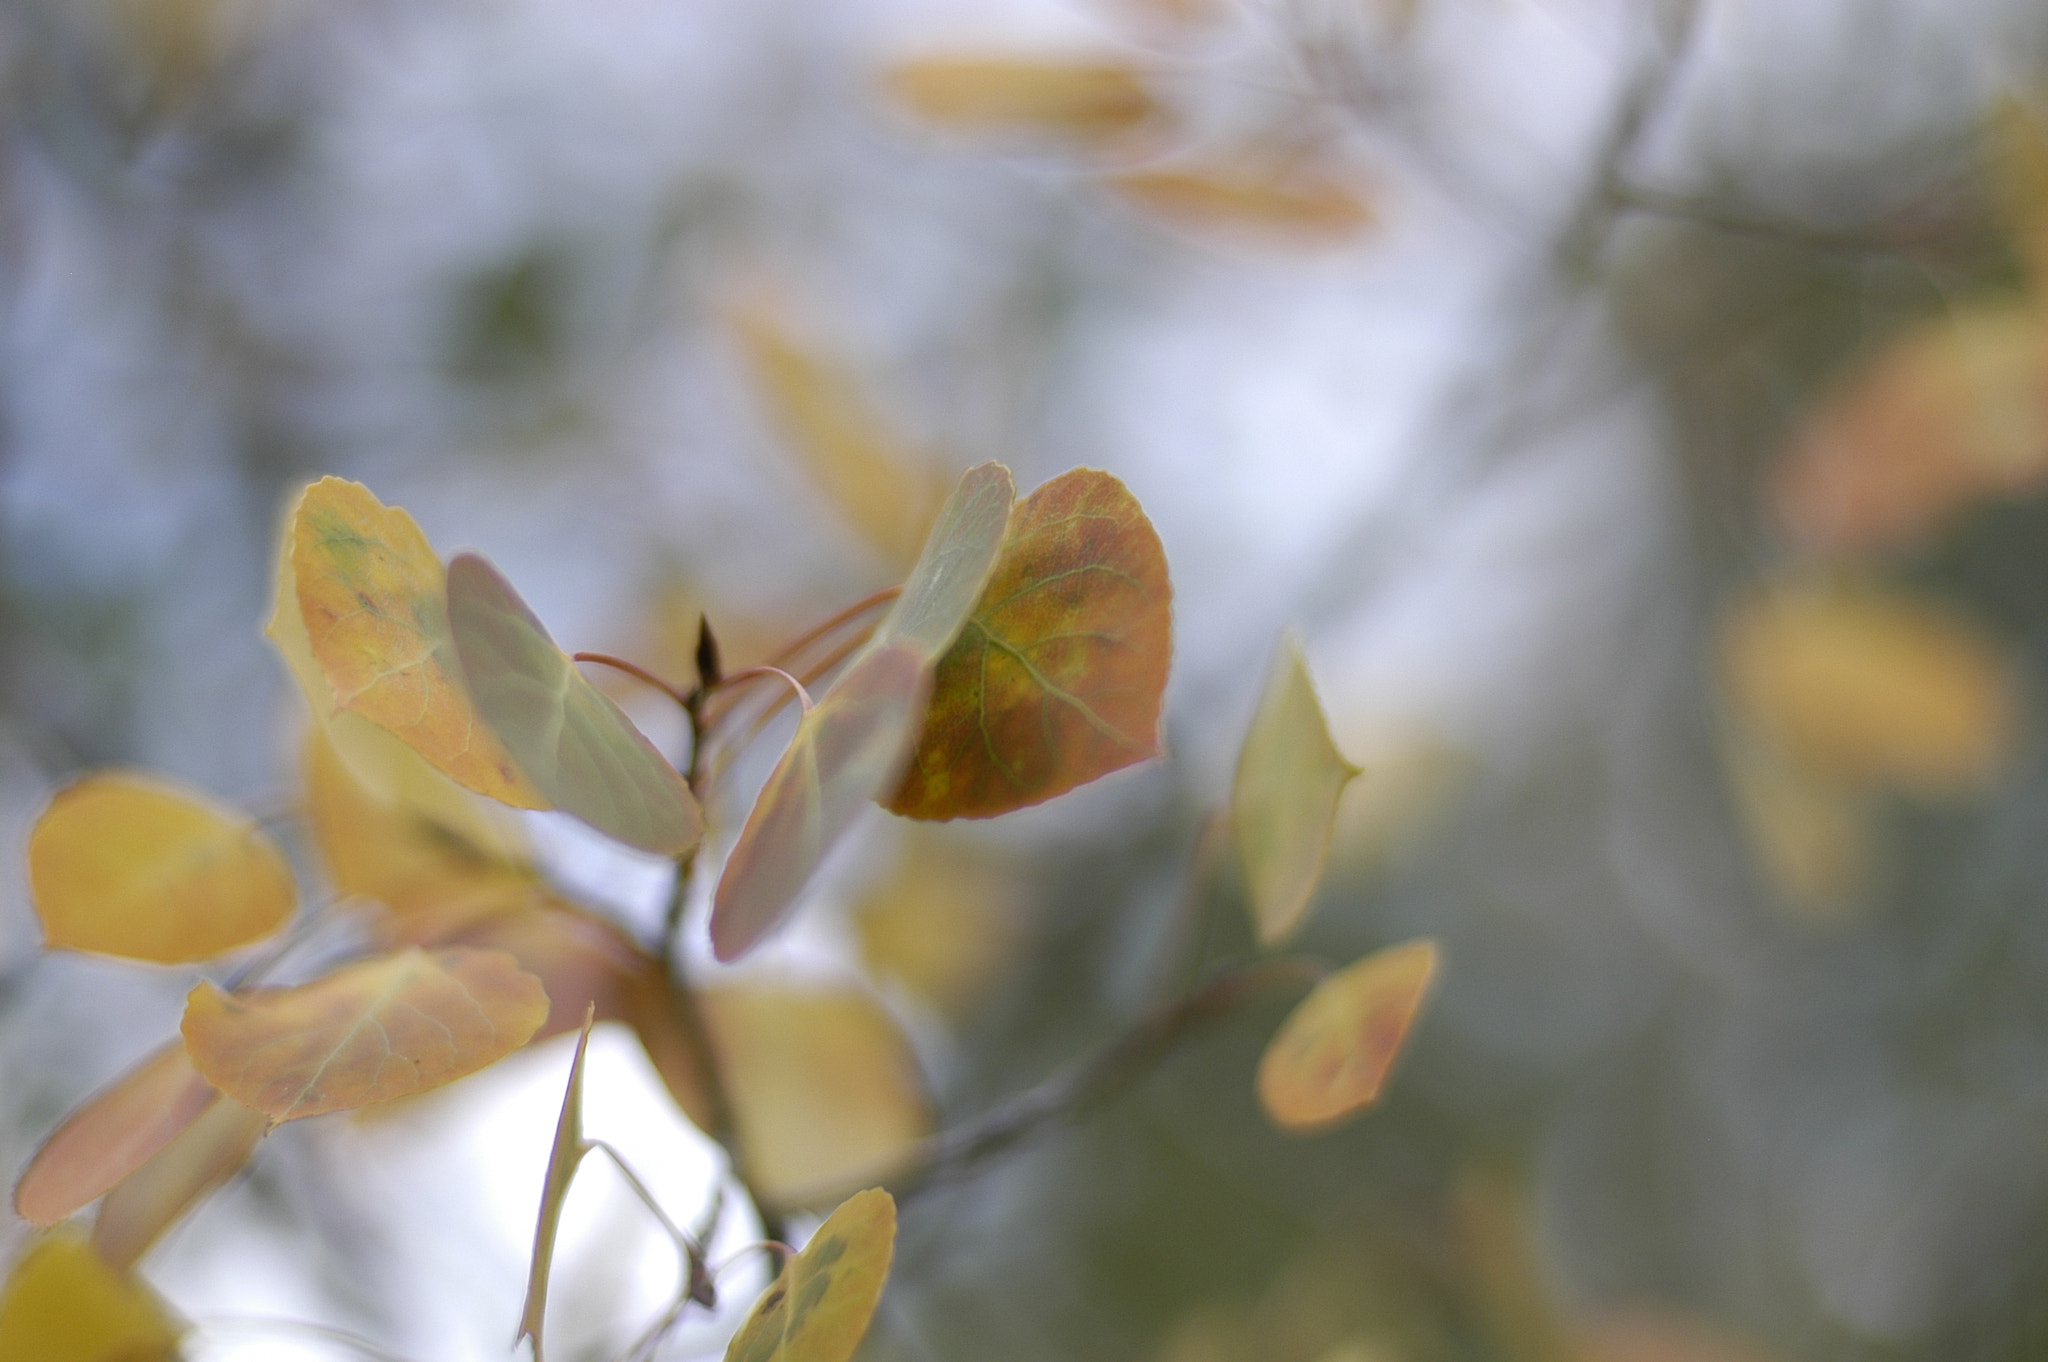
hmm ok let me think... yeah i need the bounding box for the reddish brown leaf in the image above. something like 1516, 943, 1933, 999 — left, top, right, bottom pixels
13, 1042, 218, 1229
888, 468, 1172, 819
89, 1096, 265, 1271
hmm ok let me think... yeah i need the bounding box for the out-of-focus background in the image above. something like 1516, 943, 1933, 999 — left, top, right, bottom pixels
7, 0, 2048, 1357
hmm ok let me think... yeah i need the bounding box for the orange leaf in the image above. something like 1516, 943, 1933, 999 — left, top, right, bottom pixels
271, 476, 547, 808
28, 770, 295, 965
1109, 164, 1373, 243
888, 467, 1172, 820
448, 553, 704, 856
518, 1016, 595, 1362
1257, 939, 1437, 1133
722, 1187, 896, 1362
181, 947, 550, 1123
13, 1041, 218, 1228
882, 56, 1159, 144
90, 1095, 266, 1271
1232, 634, 1360, 945
0, 1230, 182, 1362
711, 463, 1015, 961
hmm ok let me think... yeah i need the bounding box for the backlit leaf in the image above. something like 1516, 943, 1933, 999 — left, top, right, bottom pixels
28, 771, 293, 965
1719, 577, 2015, 794
1109, 164, 1373, 243
14, 1041, 217, 1228
723, 1188, 896, 1362
883, 56, 1159, 144
272, 476, 546, 808
1232, 634, 1361, 946
517, 1016, 594, 1362
90, 1094, 266, 1271
1257, 938, 1438, 1133
702, 983, 931, 1208
0, 1231, 181, 1362
711, 463, 1015, 962
181, 947, 549, 1123
448, 552, 703, 856
888, 467, 1172, 820
730, 305, 951, 571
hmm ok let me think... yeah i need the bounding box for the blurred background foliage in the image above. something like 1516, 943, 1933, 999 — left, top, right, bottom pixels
7, 0, 2048, 1358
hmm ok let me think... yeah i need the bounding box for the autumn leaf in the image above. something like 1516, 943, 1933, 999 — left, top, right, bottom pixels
1108, 163, 1373, 244
711, 463, 1015, 962
888, 467, 1172, 820
1257, 939, 1438, 1133
882, 56, 1159, 145
1989, 95, 2048, 297
90, 1095, 266, 1272
271, 476, 546, 808
723, 1188, 896, 1362
181, 947, 549, 1123
701, 983, 931, 1208
1719, 577, 2015, 795
448, 552, 704, 857
730, 304, 951, 571
0, 1231, 182, 1362
853, 833, 1025, 1017
1232, 634, 1361, 946
13, 1041, 218, 1228
518, 1015, 595, 1362
27, 770, 294, 965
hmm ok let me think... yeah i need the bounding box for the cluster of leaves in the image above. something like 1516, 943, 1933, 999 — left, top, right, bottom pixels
2, 465, 1438, 1361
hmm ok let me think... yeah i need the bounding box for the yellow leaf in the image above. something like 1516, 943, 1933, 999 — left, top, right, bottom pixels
730, 305, 951, 572
270, 476, 547, 809
0, 1231, 181, 1362
13, 1042, 218, 1229
448, 553, 704, 856
90, 1095, 266, 1272
704, 984, 930, 1209
853, 834, 1024, 1017
1988, 95, 2048, 298
1109, 163, 1373, 243
723, 1188, 896, 1362
181, 947, 550, 1123
1232, 634, 1361, 945
882, 56, 1159, 144
1719, 577, 2016, 795
518, 1016, 595, 1362
28, 771, 293, 965
1257, 939, 1437, 1133
1720, 733, 1871, 920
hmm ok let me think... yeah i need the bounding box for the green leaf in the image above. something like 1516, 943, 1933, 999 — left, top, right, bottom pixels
447, 553, 703, 856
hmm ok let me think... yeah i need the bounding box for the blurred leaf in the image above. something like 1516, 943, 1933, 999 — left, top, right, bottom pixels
1720, 733, 1871, 919
0, 1231, 181, 1362
1257, 939, 1437, 1133
1233, 634, 1361, 946
1572, 1308, 1778, 1362
1719, 577, 2016, 795
702, 983, 930, 1209
28, 771, 294, 965
271, 477, 547, 809
882, 56, 1159, 144
889, 467, 1172, 820
1989, 95, 2048, 295
90, 1094, 265, 1272
443, 898, 674, 1048
14, 1042, 218, 1229
854, 833, 1024, 1017
447, 552, 703, 856
181, 947, 550, 1123
1456, 1166, 1576, 1362
712, 463, 1015, 961
1772, 303, 2048, 554
1109, 163, 1373, 243
518, 1016, 595, 1362
730, 305, 952, 571
1324, 718, 1469, 879
723, 1187, 896, 1362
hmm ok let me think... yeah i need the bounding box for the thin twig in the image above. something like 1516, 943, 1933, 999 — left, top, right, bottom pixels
573, 653, 694, 711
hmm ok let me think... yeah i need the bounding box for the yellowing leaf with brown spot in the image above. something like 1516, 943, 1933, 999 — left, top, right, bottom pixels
1109, 163, 1373, 244
888, 467, 1172, 820
1257, 939, 1437, 1133
882, 56, 1159, 144
272, 476, 546, 809
730, 305, 951, 571
91, 1094, 266, 1271
1233, 634, 1361, 945
854, 834, 1024, 1017
1720, 578, 2016, 795
704, 984, 930, 1210
724, 1188, 896, 1362
0, 1231, 181, 1362
1772, 304, 2048, 555
28, 771, 294, 964
181, 947, 549, 1123
13, 1041, 218, 1228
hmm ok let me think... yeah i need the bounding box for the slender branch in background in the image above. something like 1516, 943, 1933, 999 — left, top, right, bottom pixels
1141, 805, 1234, 1009
887, 957, 1326, 1203
1609, 180, 1972, 258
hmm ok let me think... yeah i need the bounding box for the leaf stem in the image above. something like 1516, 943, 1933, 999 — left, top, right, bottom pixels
713, 666, 815, 714
571, 653, 694, 711
765, 584, 901, 670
